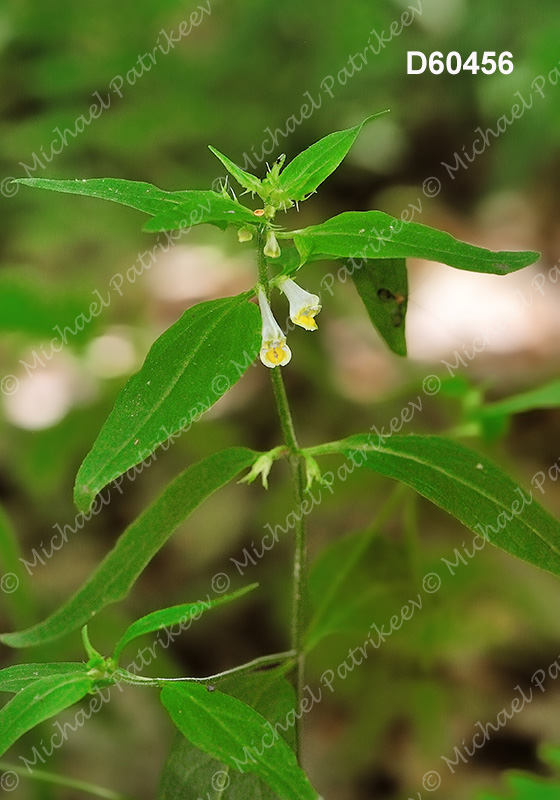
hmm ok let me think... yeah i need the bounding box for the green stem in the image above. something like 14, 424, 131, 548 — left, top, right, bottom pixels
0, 761, 136, 800
256, 231, 308, 763
114, 650, 296, 688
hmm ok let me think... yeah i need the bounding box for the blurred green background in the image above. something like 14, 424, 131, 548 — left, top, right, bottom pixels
1, 0, 560, 798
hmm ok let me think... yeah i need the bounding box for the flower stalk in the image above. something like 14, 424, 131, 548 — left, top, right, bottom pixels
256, 230, 309, 762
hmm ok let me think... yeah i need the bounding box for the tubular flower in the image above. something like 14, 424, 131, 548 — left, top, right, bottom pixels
263, 230, 281, 258
237, 226, 254, 242
278, 277, 322, 331
257, 288, 292, 368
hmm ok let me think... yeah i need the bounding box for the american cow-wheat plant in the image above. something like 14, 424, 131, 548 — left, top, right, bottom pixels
0, 114, 557, 799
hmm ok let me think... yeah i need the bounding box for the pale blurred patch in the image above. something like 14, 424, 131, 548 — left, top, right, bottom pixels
147, 244, 254, 312
3, 355, 94, 430
85, 328, 138, 378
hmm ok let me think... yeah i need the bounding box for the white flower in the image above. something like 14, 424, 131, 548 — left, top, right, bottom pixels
278, 277, 321, 331
257, 288, 292, 368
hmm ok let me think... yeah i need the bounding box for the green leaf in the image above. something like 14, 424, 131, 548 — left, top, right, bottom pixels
142, 190, 260, 232
351, 258, 408, 356
0, 663, 89, 693
541, 744, 560, 770
292, 211, 540, 274
113, 584, 258, 661
15, 178, 259, 233
0, 448, 258, 648
306, 493, 410, 651
481, 379, 560, 418
0, 674, 92, 757
13, 177, 187, 216
0, 760, 136, 800
307, 434, 560, 578
208, 145, 263, 195
75, 295, 260, 512
479, 773, 560, 800
0, 505, 35, 629
158, 670, 298, 799
276, 113, 387, 203
160, 683, 319, 800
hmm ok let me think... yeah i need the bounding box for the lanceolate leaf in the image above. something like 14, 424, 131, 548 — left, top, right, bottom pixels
113, 584, 258, 661
75, 295, 260, 512
158, 670, 298, 799
0, 674, 92, 757
351, 258, 408, 356
160, 683, 319, 800
276, 113, 387, 203
292, 211, 540, 274
480, 379, 560, 418
142, 191, 259, 232
208, 146, 263, 195
307, 434, 560, 577
0, 663, 89, 694
14, 179, 258, 232
0, 448, 258, 648
13, 177, 187, 215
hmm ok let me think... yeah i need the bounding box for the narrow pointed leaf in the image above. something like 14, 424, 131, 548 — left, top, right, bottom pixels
0, 674, 92, 757
277, 113, 387, 202
293, 211, 540, 274
75, 295, 260, 512
14, 178, 259, 233
13, 177, 187, 216
0, 663, 89, 694
208, 145, 262, 195
351, 258, 408, 356
0, 448, 258, 648
161, 683, 319, 800
142, 190, 260, 232
481, 379, 560, 417
113, 584, 258, 661
308, 434, 560, 577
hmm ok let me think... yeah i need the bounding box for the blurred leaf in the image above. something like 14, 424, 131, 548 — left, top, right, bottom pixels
158, 669, 298, 799
160, 682, 319, 800
0, 448, 258, 648
307, 485, 409, 650
308, 434, 560, 578
113, 583, 258, 661
292, 211, 539, 274
481, 379, 560, 417
208, 146, 263, 195
276, 113, 387, 203
0, 271, 92, 340
479, 773, 560, 800
0, 663, 89, 694
541, 744, 560, 769
0, 760, 135, 800
0, 674, 92, 757
307, 529, 409, 651
351, 258, 408, 356
75, 295, 260, 512
0, 505, 34, 629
